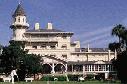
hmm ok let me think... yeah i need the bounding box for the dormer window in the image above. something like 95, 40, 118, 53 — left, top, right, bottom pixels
62, 54, 67, 59
62, 36, 67, 39
77, 54, 79, 57
61, 44, 67, 49
41, 44, 46, 49
50, 45, 56, 49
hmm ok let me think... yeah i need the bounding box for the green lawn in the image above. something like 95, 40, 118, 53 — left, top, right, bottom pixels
0, 81, 120, 84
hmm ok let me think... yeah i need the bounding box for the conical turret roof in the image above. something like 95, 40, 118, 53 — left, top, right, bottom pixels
13, 4, 26, 17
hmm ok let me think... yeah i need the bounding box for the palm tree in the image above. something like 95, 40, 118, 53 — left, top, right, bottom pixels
111, 24, 127, 51
110, 24, 127, 83
112, 24, 125, 42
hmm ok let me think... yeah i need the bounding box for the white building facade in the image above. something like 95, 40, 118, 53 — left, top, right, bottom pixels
10, 4, 116, 79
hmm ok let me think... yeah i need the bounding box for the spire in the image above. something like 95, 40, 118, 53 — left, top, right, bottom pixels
13, 3, 26, 17
19, 0, 21, 4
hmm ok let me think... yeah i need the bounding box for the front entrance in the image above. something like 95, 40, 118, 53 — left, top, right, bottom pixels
42, 64, 52, 74
54, 64, 65, 74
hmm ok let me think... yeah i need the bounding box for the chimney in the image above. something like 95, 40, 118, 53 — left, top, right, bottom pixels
35, 23, 40, 30
87, 44, 89, 52
87, 44, 91, 52
47, 23, 53, 30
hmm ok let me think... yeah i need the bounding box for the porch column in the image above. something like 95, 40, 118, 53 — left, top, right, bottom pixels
83, 65, 85, 74
94, 65, 95, 71
105, 73, 109, 79
88, 65, 90, 72
107, 65, 109, 71
65, 64, 67, 73
51, 63, 55, 74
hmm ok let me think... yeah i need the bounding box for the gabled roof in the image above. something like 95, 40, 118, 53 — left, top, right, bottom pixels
13, 4, 26, 17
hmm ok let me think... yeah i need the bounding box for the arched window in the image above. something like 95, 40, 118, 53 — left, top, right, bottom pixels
18, 17, 20, 22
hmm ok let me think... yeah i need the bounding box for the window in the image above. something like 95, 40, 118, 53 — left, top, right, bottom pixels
61, 44, 67, 49
85, 65, 88, 71
99, 65, 103, 71
62, 54, 67, 59
50, 45, 56, 49
95, 65, 98, 71
41, 45, 46, 49
32, 46, 37, 49
92, 65, 94, 71
62, 36, 67, 39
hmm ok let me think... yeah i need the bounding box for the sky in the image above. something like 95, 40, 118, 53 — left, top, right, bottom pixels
0, 0, 127, 48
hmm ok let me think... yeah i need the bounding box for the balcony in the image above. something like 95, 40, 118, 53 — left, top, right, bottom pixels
26, 38, 58, 42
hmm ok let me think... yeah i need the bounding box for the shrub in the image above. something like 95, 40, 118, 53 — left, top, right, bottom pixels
85, 74, 95, 80
41, 75, 54, 81
67, 74, 82, 81
41, 75, 66, 81
56, 76, 66, 81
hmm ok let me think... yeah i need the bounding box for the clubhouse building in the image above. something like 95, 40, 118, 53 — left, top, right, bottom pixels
10, 3, 117, 79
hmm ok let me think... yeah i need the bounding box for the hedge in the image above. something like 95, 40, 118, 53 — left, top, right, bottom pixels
67, 74, 82, 81
41, 75, 66, 81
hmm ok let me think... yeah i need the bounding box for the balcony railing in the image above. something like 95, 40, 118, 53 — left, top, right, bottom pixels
26, 38, 58, 42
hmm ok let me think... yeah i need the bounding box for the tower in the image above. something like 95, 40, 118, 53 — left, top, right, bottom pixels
10, 3, 29, 41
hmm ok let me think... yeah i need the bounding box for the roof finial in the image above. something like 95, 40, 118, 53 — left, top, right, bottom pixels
19, 0, 21, 4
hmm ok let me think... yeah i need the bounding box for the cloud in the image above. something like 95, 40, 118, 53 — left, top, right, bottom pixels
73, 26, 113, 40
72, 25, 118, 48
84, 36, 117, 48
73, 25, 113, 44
82, 33, 111, 45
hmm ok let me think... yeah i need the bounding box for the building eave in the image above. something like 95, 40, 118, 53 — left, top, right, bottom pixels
25, 32, 74, 35
71, 52, 114, 54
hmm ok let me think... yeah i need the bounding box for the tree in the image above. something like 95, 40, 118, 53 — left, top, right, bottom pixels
109, 24, 127, 84
112, 24, 125, 39
1, 40, 43, 80
112, 51, 127, 84
23, 54, 43, 79
1, 41, 27, 73
0, 44, 3, 73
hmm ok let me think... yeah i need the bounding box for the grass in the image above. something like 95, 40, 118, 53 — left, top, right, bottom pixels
0, 81, 120, 84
